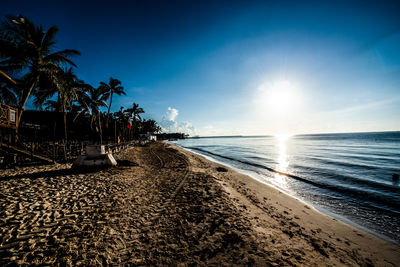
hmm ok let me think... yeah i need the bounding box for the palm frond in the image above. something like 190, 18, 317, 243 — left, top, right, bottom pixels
43, 51, 80, 67
0, 83, 17, 105
41, 25, 58, 50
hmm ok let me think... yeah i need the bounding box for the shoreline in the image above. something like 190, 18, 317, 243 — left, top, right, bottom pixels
175, 142, 399, 246
0, 142, 399, 265
172, 142, 400, 265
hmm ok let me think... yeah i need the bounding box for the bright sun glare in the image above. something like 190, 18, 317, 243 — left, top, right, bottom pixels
255, 80, 300, 116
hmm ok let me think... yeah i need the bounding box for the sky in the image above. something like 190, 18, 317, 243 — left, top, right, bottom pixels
2, 0, 400, 136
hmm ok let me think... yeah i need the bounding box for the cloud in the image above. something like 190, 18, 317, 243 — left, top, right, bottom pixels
327, 96, 400, 115
166, 107, 179, 121
160, 107, 196, 135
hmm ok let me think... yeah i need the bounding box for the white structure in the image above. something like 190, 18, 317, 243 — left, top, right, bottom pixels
73, 145, 117, 167
139, 133, 157, 141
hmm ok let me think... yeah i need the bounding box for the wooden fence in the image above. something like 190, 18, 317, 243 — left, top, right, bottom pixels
0, 103, 17, 129
0, 137, 151, 166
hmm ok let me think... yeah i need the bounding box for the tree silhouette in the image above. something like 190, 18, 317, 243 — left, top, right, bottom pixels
99, 77, 125, 127
0, 15, 80, 125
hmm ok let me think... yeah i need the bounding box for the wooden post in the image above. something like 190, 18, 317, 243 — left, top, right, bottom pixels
15, 108, 19, 143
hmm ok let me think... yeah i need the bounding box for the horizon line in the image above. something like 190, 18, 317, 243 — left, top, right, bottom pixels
191, 130, 400, 139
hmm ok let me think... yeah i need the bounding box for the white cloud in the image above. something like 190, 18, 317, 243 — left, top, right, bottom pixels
166, 107, 179, 121
160, 107, 196, 135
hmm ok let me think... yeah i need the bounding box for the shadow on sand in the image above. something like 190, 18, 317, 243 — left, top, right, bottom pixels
0, 166, 110, 181
0, 160, 138, 181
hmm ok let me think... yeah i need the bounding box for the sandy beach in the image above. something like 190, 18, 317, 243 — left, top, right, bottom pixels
0, 141, 399, 265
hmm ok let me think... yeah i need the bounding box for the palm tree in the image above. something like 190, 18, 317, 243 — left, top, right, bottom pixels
56, 68, 85, 144
112, 106, 130, 142
73, 86, 92, 122
34, 68, 84, 135
83, 85, 108, 144
0, 15, 80, 125
35, 67, 84, 160
126, 103, 144, 138
127, 103, 144, 121
141, 119, 161, 134
99, 77, 125, 127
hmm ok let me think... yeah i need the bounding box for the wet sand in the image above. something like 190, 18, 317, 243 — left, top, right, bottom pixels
0, 142, 399, 265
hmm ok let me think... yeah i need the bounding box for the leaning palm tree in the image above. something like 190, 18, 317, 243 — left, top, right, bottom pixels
99, 77, 125, 127
74, 85, 92, 122
0, 15, 80, 125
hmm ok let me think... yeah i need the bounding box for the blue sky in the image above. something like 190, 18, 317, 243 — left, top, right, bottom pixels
2, 0, 400, 136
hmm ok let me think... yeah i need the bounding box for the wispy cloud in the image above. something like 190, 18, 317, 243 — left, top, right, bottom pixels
327, 96, 400, 115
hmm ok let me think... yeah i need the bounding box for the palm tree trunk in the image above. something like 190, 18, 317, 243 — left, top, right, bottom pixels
53, 118, 57, 141
63, 111, 68, 142
98, 110, 103, 145
17, 81, 36, 124
106, 92, 113, 128
133, 113, 138, 138
15, 81, 36, 141
90, 115, 95, 132
63, 105, 67, 161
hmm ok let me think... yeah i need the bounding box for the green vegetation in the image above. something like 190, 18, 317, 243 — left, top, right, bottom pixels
0, 15, 161, 144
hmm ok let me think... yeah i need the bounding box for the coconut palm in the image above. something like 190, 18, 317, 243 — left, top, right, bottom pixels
56, 68, 86, 144
111, 106, 131, 142
35, 67, 84, 159
141, 119, 161, 134
126, 103, 144, 121
82, 85, 108, 144
126, 103, 144, 137
0, 15, 80, 125
99, 77, 125, 127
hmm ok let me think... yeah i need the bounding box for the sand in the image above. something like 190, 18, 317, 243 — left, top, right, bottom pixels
0, 141, 399, 265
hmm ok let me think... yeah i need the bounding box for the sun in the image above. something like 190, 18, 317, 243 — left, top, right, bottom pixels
255, 80, 299, 116
266, 80, 293, 112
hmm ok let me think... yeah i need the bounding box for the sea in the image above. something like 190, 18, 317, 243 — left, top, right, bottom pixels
174, 131, 400, 244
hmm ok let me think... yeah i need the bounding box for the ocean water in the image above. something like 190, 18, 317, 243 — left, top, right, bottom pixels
175, 132, 400, 243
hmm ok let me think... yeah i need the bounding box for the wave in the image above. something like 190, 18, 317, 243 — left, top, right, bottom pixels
292, 160, 400, 190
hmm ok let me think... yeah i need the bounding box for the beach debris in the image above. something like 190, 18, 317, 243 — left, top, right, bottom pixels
216, 167, 228, 172
73, 145, 117, 167
117, 159, 138, 166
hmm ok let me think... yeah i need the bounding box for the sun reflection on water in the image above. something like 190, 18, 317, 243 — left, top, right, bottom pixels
274, 134, 291, 188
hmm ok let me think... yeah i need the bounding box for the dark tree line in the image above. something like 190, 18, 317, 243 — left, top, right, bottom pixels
0, 15, 161, 144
